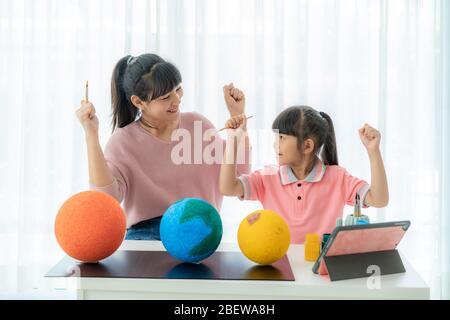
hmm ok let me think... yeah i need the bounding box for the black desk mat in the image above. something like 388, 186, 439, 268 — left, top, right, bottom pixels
45, 250, 295, 281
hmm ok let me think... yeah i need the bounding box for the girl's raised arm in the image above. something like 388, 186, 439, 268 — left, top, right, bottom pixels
359, 124, 389, 208
219, 116, 247, 197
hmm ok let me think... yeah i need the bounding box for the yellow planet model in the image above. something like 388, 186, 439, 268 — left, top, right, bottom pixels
237, 210, 291, 265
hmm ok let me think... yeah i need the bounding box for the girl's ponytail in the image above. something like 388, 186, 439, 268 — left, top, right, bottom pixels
319, 111, 339, 166
111, 55, 138, 133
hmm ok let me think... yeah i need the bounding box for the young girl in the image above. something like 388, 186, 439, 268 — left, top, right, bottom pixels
219, 105, 389, 244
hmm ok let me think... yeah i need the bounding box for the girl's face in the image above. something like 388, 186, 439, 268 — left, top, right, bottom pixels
140, 84, 184, 122
273, 133, 303, 165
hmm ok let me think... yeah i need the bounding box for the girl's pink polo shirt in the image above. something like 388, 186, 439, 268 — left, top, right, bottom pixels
237, 158, 370, 244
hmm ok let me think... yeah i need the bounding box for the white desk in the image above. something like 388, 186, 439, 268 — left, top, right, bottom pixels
70, 240, 429, 300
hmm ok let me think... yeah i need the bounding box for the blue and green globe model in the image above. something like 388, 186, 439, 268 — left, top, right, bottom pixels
160, 198, 223, 263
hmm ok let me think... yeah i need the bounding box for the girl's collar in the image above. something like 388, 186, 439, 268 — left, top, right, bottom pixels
279, 158, 326, 185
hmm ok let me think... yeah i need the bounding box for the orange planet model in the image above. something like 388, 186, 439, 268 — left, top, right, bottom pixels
55, 191, 126, 262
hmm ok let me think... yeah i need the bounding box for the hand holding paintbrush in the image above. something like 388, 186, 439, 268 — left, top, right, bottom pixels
217, 114, 252, 147
217, 115, 253, 133
76, 80, 99, 134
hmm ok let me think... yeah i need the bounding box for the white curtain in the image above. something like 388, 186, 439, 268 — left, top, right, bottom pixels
1, 0, 448, 299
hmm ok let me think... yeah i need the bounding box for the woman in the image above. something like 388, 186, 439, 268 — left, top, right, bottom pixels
75, 53, 250, 240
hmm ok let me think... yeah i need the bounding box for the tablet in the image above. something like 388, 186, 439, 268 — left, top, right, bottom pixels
312, 221, 410, 274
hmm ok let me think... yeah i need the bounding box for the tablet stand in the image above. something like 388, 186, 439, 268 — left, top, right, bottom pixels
320, 249, 406, 281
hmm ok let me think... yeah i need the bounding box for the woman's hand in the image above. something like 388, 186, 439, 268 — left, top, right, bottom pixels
223, 83, 245, 117
359, 123, 381, 154
76, 100, 99, 136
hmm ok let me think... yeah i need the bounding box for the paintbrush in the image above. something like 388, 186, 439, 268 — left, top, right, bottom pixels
85, 80, 93, 120
217, 115, 254, 133
85, 80, 89, 102
354, 193, 361, 217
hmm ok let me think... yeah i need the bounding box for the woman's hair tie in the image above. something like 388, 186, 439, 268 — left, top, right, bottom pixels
127, 55, 136, 65
319, 111, 326, 119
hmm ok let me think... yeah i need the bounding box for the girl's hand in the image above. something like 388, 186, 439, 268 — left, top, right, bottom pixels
225, 114, 247, 140
223, 83, 245, 117
359, 123, 381, 154
76, 100, 99, 135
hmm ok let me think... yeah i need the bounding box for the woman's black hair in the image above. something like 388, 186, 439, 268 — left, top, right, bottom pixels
110, 53, 182, 132
272, 106, 339, 166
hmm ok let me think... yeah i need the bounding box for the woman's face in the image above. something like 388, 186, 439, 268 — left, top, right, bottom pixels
142, 84, 184, 121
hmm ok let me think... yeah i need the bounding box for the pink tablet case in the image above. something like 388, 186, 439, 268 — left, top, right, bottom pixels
317, 224, 408, 281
